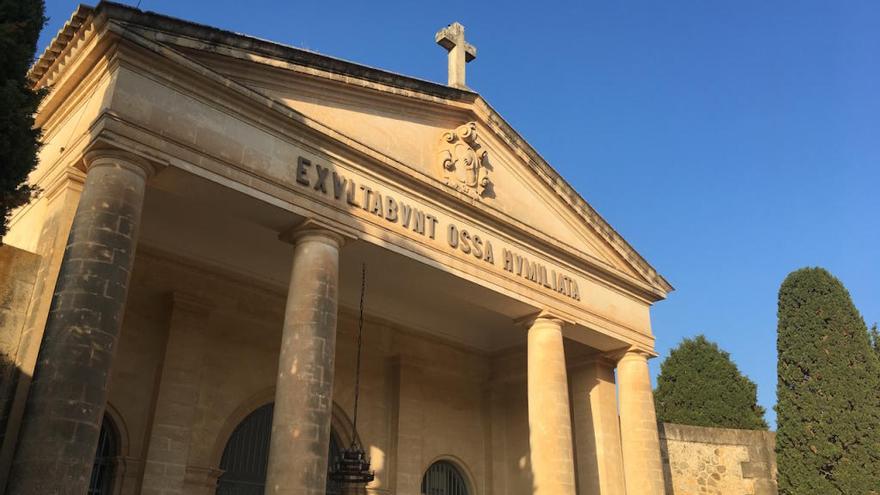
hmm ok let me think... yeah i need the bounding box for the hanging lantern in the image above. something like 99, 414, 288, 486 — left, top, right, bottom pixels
329, 445, 375, 485
329, 264, 375, 487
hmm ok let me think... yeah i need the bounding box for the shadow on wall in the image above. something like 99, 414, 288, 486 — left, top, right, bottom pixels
658, 425, 675, 494
658, 423, 778, 495
0, 348, 24, 451
0, 244, 41, 491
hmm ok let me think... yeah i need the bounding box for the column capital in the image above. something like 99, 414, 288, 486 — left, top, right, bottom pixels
278, 218, 357, 248
616, 347, 655, 364
567, 352, 619, 372
43, 166, 86, 203
515, 310, 571, 328
83, 149, 158, 178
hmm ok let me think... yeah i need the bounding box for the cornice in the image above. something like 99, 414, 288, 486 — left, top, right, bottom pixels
28, 5, 94, 85
473, 98, 673, 295
159, 36, 476, 113
72, 1, 472, 101
182, 50, 473, 132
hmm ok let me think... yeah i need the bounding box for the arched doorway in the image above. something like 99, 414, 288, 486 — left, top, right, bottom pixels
88, 414, 119, 495
215, 402, 343, 495
421, 460, 470, 495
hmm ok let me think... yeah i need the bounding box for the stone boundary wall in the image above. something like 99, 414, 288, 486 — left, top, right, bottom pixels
659, 422, 777, 495
0, 245, 40, 448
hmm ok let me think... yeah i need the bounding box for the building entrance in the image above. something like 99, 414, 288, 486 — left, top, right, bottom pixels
215, 403, 342, 495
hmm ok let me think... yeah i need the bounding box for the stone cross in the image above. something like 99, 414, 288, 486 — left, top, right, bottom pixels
435, 22, 476, 89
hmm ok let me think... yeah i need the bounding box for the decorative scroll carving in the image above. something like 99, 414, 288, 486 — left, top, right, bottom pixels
438, 122, 491, 199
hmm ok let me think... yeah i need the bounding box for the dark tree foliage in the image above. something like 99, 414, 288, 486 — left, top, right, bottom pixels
871, 323, 880, 359
654, 334, 767, 430
0, 0, 46, 240
776, 267, 880, 495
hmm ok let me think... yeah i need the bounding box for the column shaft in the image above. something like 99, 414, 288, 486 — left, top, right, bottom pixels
8, 151, 152, 494
265, 227, 343, 495
570, 359, 626, 495
527, 315, 577, 495
618, 350, 665, 494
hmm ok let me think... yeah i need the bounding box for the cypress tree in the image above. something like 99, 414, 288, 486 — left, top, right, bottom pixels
870, 323, 880, 359
654, 334, 767, 430
0, 0, 46, 240
776, 267, 880, 494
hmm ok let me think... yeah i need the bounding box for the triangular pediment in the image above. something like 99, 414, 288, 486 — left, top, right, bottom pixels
177, 50, 664, 292
32, 2, 670, 297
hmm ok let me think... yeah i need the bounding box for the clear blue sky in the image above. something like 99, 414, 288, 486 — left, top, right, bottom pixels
40, 1, 879, 428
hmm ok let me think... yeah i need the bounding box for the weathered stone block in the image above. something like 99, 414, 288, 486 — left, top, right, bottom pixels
659, 423, 778, 495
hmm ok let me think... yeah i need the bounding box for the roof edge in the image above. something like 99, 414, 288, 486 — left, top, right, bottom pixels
475, 97, 674, 295
68, 1, 473, 102
29, 4, 93, 84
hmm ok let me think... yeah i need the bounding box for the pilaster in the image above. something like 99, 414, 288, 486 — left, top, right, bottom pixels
389, 355, 425, 495
569, 355, 626, 495
141, 292, 214, 495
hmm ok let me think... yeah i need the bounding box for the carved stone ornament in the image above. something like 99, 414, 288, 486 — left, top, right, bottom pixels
438, 122, 491, 199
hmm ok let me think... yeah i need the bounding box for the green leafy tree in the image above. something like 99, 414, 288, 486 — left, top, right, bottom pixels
776, 267, 880, 494
0, 0, 46, 240
654, 334, 767, 429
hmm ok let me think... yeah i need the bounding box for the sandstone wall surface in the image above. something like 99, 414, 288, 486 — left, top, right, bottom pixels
660, 422, 777, 495
0, 245, 39, 449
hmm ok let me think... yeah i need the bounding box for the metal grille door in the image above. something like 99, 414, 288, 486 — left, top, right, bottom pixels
216, 403, 343, 495
421, 461, 469, 495
216, 403, 274, 495
88, 415, 118, 495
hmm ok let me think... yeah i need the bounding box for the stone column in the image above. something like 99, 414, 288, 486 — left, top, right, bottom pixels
527, 314, 576, 495
265, 222, 345, 495
7, 149, 154, 494
569, 357, 626, 495
617, 349, 665, 495
141, 292, 213, 495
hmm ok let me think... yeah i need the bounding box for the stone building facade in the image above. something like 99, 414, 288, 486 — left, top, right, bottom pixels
0, 2, 683, 494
